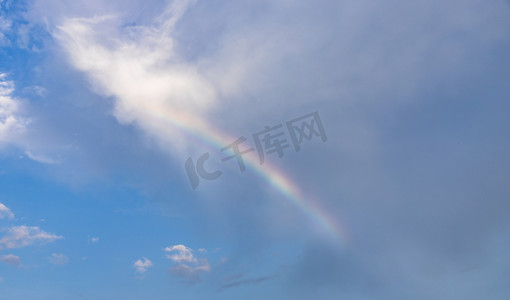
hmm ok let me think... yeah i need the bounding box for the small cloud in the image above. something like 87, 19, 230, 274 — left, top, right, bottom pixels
22, 85, 46, 97
134, 257, 153, 274
165, 244, 211, 283
217, 257, 228, 265
0, 226, 63, 249
90, 237, 99, 243
219, 274, 277, 292
164, 244, 196, 263
0, 202, 14, 220
48, 253, 69, 265
169, 258, 210, 284
0, 254, 20, 266
25, 151, 57, 164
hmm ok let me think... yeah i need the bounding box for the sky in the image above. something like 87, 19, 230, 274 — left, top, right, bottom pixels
1, 0, 510, 299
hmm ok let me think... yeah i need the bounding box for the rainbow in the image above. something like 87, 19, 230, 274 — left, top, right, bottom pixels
55, 5, 348, 245
141, 101, 348, 245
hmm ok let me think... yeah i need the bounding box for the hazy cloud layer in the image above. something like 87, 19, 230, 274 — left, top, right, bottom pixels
0, 0, 509, 298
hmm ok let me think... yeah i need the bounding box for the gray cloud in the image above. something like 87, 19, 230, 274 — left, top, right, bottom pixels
219, 273, 277, 292
6, 0, 510, 298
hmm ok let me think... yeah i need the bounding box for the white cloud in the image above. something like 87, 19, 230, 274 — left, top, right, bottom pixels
48, 253, 69, 265
169, 258, 210, 283
217, 257, 228, 265
22, 85, 47, 97
54, 0, 216, 155
133, 257, 152, 274
0, 254, 20, 266
0, 202, 14, 220
164, 244, 210, 283
0, 225, 63, 249
24, 151, 57, 164
164, 244, 196, 263
0, 16, 11, 31
0, 73, 28, 147
0, 74, 55, 164
0, 16, 12, 46
90, 237, 99, 243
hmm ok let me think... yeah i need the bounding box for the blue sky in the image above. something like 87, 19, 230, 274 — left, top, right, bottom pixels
1, 0, 510, 299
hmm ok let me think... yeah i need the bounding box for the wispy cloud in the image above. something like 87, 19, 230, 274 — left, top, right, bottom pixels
48, 253, 69, 265
54, 0, 216, 155
133, 257, 152, 274
0, 254, 20, 266
0, 15, 12, 46
0, 225, 63, 249
219, 274, 277, 292
0, 73, 28, 147
0, 73, 53, 164
24, 151, 57, 164
0, 202, 14, 220
22, 85, 46, 97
